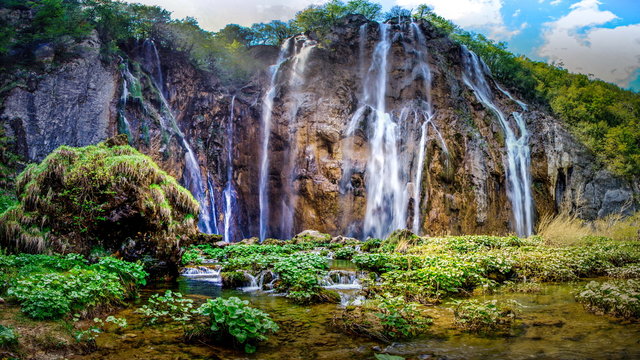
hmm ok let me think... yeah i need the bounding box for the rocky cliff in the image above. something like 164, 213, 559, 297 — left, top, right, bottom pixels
1, 15, 637, 241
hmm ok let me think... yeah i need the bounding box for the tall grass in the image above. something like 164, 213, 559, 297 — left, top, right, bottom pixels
537, 211, 639, 246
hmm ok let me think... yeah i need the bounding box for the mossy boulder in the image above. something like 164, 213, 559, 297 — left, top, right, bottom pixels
0, 136, 199, 273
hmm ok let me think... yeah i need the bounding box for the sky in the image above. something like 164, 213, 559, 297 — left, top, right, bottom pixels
124, 0, 640, 91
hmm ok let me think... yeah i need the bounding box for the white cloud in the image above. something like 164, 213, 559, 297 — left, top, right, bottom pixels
538, 0, 640, 88
122, 0, 327, 31
550, 0, 563, 5
513, 9, 521, 17
396, 0, 522, 40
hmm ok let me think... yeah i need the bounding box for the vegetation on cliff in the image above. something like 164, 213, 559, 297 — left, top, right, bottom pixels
0, 135, 199, 269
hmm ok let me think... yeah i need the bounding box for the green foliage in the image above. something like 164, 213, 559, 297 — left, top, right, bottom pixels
0, 324, 19, 349
273, 253, 330, 303
335, 294, 431, 342
197, 296, 279, 353
8, 268, 124, 319
293, 0, 382, 36
136, 290, 194, 325
2, 254, 147, 320
334, 246, 356, 260
453, 299, 519, 332
606, 264, 640, 279
576, 280, 640, 319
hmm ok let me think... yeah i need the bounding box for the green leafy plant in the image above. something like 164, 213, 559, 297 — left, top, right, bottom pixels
576, 279, 640, 319
0, 324, 18, 349
136, 290, 194, 325
196, 296, 279, 353
452, 299, 519, 332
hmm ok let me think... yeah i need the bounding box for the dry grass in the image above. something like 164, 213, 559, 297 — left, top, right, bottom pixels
537, 211, 640, 246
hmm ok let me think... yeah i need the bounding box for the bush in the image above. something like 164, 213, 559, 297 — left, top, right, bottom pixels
0, 324, 18, 349
273, 253, 330, 303
335, 294, 431, 342
4, 255, 147, 320
606, 264, 640, 279
576, 280, 640, 319
197, 297, 279, 353
334, 246, 356, 260
453, 299, 519, 332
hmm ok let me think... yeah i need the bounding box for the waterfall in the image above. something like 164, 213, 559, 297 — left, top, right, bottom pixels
281, 36, 316, 239
143, 39, 219, 234
461, 47, 534, 236
223, 96, 237, 242
117, 59, 136, 141
361, 23, 409, 240
258, 36, 316, 241
259, 39, 291, 242
340, 22, 447, 239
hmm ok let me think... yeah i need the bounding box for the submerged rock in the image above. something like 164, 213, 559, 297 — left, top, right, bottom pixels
0, 135, 199, 274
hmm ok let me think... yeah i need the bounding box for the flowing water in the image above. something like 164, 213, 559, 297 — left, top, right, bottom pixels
223, 96, 237, 242
461, 47, 534, 237
258, 36, 317, 241
342, 22, 447, 239
142, 39, 219, 235
77, 272, 640, 360
259, 38, 292, 242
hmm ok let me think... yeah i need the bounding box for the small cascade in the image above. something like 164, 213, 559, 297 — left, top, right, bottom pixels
461, 46, 534, 236
143, 39, 219, 235
180, 266, 222, 285
241, 270, 278, 292
117, 59, 134, 141
321, 270, 365, 290
223, 96, 237, 242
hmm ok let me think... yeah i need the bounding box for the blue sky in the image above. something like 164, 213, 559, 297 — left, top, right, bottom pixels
125, 0, 640, 91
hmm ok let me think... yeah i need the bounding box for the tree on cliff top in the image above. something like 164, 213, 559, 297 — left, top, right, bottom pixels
0, 135, 199, 270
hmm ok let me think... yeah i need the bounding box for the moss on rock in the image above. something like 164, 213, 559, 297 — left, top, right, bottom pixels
0, 135, 199, 272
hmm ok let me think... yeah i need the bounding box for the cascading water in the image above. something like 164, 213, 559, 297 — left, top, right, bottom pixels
281, 36, 316, 239
143, 39, 219, 234
341, 22, 448, 238
258, 36, 317, 241
223, 96, 237, 242
258, 39, 292, 242
117, 62, 133, 141
361, 23, 409, 239
461, 46, 534, 236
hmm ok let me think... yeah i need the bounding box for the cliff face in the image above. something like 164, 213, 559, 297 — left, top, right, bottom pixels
1, 16, 637, 241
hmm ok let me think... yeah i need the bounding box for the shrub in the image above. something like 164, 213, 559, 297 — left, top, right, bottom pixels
606, 264, 640, 279
576, 280, 640, 319
196, 297, 279, 353
0, 325, 18, 349
334, 246, 356, 260
335, 294, 431, 342
136, 290, 194, 325
453, 299, 519, 332
273, 253, 332, 303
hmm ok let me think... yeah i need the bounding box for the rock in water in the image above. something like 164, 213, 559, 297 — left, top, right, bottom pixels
0, 135, 199, 274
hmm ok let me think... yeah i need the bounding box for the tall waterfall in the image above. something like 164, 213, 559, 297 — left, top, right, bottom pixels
341, 22, 447, 239
461, 47, 534, 236
361, 23, 408, 239
258, 36, 317, 241
259, 39, 292, 242
223, 96, 237, 242
143, 39, 219, 234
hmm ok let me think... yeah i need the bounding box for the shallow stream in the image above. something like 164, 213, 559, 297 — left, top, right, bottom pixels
76, 261, 640, 360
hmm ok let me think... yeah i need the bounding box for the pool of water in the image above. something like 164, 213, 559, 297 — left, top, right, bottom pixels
75, 272, 640, 359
